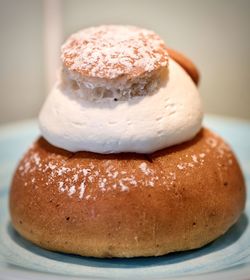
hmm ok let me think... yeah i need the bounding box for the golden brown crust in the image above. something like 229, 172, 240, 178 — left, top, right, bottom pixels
167, 48, 200, 85
9, 128, 246, 257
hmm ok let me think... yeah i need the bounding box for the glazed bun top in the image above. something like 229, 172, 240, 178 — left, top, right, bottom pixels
39, 25, 203, 154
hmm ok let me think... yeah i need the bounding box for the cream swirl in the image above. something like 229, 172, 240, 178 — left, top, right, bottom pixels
39, 58, 203, 154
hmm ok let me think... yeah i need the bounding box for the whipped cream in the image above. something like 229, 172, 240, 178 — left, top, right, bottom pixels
39, 59, 203, 154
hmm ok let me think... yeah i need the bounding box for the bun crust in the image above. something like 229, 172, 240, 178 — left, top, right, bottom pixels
9, 128, 246, 257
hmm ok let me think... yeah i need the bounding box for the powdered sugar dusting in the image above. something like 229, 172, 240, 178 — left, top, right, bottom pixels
82, 168, 90, 176
61, 25, 168, 79
79, 181, 86, 198
73, 174, 78, 182
177, 155, 204, 171
57, 166, 70, 176
68, 185, 76, 196
99, 178, 107, 190
191, 155, 198, 163
58, 181, 66, 192
18, 131, 235, 201
33, 153, 41, 166
177, 163, 185, 170
48, 162, 57, 170
139, 162, 152, 175
119, 180, 129, 191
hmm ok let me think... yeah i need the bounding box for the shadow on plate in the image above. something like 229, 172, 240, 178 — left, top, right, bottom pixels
7, 214, 248, 269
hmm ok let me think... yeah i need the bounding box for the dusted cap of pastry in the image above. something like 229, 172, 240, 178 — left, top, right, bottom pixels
61, 25, 169, 99
9, 25, 246, 258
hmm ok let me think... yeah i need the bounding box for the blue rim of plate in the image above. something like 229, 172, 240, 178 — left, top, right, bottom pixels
0, 115, 250, 280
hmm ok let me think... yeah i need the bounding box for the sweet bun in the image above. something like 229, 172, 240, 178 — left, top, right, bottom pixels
9, 25, 246, 258
9, 128, 245, 257
167, 48, 200, 85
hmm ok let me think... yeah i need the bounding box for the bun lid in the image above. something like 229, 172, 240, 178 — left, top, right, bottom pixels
61, 25, 169, 80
